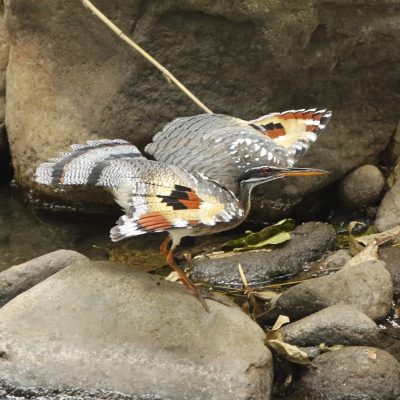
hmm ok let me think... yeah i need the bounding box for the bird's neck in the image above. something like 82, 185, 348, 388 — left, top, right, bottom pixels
239, 182, 255, 217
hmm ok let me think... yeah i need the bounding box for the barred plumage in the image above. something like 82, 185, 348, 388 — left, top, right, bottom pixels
35, 109, 332, 310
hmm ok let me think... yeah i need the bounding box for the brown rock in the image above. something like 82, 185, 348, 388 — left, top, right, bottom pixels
3, 1, 399, 215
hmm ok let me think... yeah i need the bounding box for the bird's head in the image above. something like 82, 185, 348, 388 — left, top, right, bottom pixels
238, 165, 328, 187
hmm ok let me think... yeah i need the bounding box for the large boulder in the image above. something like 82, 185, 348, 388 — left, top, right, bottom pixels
3, 1, 400, 215
0, 260, 273, 400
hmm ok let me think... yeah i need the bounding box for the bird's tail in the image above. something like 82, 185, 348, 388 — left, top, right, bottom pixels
35, 139, 145, 188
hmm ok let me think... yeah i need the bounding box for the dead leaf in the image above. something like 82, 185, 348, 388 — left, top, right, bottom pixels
265, 315, 290, 341
345, 242, 378, 268
319, 343, 344, 353
356, 225, 400, 247
266, 339, 311, 365
254, 290, 280, 300
165, 271, 181, 283
366, 348, 377, 360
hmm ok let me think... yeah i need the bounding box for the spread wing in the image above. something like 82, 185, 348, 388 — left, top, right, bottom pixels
145, 109, 332, 195
34, 139, 243, 241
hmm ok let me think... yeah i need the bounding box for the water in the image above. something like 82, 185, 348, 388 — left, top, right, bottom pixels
0, 183, 163, 271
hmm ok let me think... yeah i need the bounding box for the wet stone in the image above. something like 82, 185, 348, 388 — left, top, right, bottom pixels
265, 259, 393, 322
280, 305, 379, 347
286, 347, 400, 400
186, 222, 336, 288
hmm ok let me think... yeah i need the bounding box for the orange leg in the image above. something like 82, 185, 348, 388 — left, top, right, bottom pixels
159, 235, 172, 256
166, 245, 210, 312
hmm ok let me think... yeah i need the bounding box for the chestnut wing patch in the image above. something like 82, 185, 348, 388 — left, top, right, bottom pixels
157, 184, 202, 210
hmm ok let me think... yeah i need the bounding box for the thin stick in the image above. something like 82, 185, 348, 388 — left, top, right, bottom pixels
81, 0, 213, 114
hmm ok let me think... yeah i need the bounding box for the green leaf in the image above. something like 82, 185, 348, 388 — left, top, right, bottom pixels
222, 219, 295, 251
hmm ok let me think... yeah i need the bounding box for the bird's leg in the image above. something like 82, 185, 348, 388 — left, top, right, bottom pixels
166, 245, 210, 312
159, 235, 172, 256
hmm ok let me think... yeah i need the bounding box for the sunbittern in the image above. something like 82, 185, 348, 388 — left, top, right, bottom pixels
35, 109, 331, 310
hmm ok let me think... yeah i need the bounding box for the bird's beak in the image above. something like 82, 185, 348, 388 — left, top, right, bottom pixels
277, 167, 328, 178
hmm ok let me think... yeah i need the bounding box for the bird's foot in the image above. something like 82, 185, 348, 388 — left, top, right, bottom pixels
166, 247, 230, 312
186, 285, 232, 312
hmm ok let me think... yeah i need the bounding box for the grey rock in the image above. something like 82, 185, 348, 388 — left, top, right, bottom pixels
379, 246, 400, 298
4, 1, 399, 216
315, 249, 352, 271
337, 164, 385, 209
186, 222, 336, 288
280, 304, 379, 347
265, 259, 393, 322
0, 379, 165, 400
0, 249, 88, 307
287, 347, 400, 400
0, 260, 273, 400
388, 119, 400, 164
0, 4, 8, 123
376, 180, 400, 231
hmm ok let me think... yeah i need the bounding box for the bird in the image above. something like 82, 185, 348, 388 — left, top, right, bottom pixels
35, 108, 332, 311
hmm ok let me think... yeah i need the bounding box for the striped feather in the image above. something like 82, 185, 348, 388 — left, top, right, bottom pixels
35, 139, 144, 187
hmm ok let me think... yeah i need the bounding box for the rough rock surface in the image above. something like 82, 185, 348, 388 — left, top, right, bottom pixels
265, 259, 393, 322
0, 249, 88, 307
337, 164, 385, 209
186, 222, 336, 288
0, 260, 273, 400
3, 1, 400, 215
0, 380, 164, 400
376, 180, 400, 231
315, 249, 351, 271
286, 347, 400, 400
379, 246, 400, 298
280, 305, 379, 347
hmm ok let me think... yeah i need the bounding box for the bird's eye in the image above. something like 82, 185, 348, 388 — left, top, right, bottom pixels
262, 167, 271, 175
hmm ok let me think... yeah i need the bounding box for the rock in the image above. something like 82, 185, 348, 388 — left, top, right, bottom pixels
0, 380, 164, 400
337, 165, 385, 209
379, 246, 400, 298
0, 260, 273, 400
315, 249, 352, 271
186, 222, 336, 288
287, 347, 400, 400
376, 180, 400, 231
265, 259, 393, 322
4, 1, 399, 215
0, 5, 8, 123
0, 249, 88, 307
388, 119, 400, 164
280, 305, 379, 347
